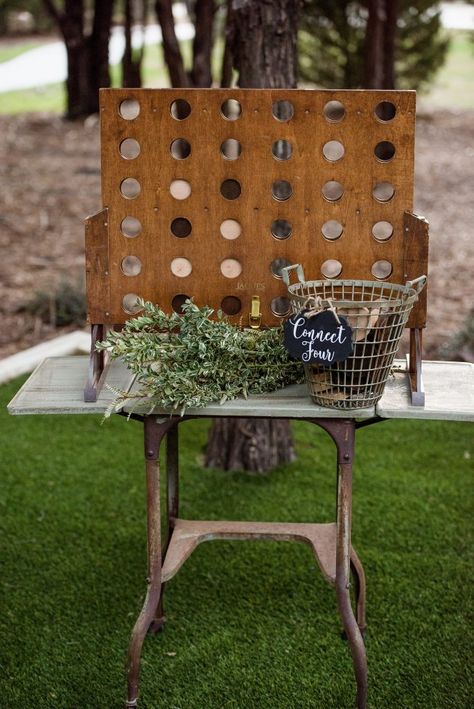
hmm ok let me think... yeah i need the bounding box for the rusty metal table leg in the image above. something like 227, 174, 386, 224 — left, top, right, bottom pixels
317, 419, 367, 709
351, 549, 367, 635
148, 421, 180, 635
126, 416, 177, 708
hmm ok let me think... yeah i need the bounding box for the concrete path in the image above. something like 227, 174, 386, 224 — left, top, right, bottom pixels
0, 21, 194, 93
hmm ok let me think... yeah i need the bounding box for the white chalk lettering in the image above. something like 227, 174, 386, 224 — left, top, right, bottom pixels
291, 316, 348, 346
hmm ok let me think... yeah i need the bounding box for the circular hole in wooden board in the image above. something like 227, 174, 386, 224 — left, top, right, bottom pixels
220, 258, 242, 279
221, 99, 241, 120
220, 179, 241, 200
170, 99, 191, 120
170, 180, 191, 200
373, 181, 395, 202
322, 180, 344, 202
171, 217, 192, 238
172, 294, 190, 313
372, 221, 393, 241
374, 141, 396, 162
375, 101, 396, 122
120, 178, 141, 199
122, 293, 142, 314
323, 100, 345, 122
271, 219, 292, 240
220, 219, 241, 240
371, 260, 393, 279
272, 180, 292, 201
271, 296, 290, 317
221, 139, 242, 160
119, 99, 140, 120
170, 139, 191, 159
221, 296, 242, 315
171, 257, 192, 278
272, 139, 292, 161
321, 220, 343, 240
121, 255, 142, 276
322, 140, 345, 162
271, 258, 291, 279
272, 100, 294, 121
119, 138, 140, 160
321, 259, 342, 278
121, 216, 142, 238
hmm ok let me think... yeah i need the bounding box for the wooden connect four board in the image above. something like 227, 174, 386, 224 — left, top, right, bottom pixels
85, 88, 428, 328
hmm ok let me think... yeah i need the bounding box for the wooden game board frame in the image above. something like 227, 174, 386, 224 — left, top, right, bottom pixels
84, 88, 429, 403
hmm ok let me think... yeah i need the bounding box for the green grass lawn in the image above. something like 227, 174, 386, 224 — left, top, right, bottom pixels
418, 30, 474, 110
1, 376, 473, 708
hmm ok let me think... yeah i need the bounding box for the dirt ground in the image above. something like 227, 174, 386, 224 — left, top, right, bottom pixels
0, 109, 473, 359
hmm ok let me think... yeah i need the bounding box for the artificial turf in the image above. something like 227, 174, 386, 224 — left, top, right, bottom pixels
1, 375, 472, 708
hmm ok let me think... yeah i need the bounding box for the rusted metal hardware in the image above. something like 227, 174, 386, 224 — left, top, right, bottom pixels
148, 423, 180, 635
331, 420, 367, 708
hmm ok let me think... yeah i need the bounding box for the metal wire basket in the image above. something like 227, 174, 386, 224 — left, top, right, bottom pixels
282, 264, 427, 410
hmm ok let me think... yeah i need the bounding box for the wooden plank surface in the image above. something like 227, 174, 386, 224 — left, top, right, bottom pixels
377, 360, 474, 421
7, 357, 135, 416
95, 88, 422, 327
7, 356, 474, 421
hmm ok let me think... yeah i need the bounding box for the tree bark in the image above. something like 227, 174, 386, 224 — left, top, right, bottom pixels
190, 0, 214, 87
87, 0, 115, 113
42, 0, 114, 118
206, 418, 296, 473
155, 0, 190, 86
383, 0, 398, 89
122, 0, 146, 87
205, 0, 300, 473
364, 0, 398, 90
364, 0, 385, 89
231, 0, 299, 88
220, 2, 234, 87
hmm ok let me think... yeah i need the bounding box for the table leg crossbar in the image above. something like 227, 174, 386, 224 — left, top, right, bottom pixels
126, 416, 368, 708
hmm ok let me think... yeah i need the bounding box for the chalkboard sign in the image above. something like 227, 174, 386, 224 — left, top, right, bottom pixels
284, 310, 353, 365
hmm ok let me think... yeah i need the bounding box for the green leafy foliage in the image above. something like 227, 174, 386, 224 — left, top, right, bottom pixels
97, 299, 304, 415
299, 0, 449, 91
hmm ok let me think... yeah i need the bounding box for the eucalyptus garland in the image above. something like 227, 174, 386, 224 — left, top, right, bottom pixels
97, 299, 304, 416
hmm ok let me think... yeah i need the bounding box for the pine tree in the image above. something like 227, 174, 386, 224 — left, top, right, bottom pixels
299, 0, 449, 90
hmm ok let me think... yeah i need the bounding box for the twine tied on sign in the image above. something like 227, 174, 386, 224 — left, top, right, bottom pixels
303, 296, 342, 325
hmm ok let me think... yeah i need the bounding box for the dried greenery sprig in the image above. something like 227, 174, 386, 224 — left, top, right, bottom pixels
96, 299, 304, 416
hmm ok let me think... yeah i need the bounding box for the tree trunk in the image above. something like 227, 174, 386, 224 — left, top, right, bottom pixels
190, 0, 214, 87
122, 0, 145, 87
205, 0, 300, 473
42, 0, 114, 118
231, 0, 299, 88
383, 0, 398, 89
86, 0, 115, 113
364, 0, 398, 90
155, 0, 190, 86
206, 418, 296, 473
364, 0, 385, 88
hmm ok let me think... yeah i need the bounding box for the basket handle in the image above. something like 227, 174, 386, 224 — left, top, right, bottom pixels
405, 275, 427, 296
281, 263, 306, 286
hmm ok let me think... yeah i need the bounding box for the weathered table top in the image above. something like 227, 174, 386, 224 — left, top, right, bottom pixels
6, 356, 474, 422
